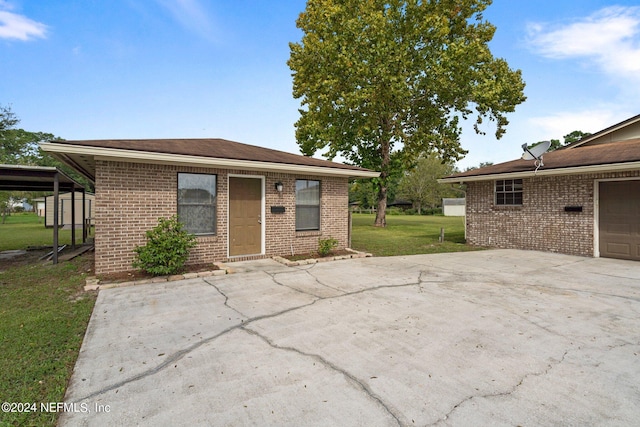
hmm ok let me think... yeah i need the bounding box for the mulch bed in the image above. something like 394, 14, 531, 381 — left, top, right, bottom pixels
282, 249, 355, 262
97, 263, 219, 284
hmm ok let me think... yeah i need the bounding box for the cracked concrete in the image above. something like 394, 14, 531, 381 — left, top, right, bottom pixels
60, 250, 640, 426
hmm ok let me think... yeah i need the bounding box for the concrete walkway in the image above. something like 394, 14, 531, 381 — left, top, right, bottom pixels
60, 250, 640, 426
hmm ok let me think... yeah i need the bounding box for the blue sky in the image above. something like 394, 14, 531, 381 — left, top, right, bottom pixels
1, 0, 640, 170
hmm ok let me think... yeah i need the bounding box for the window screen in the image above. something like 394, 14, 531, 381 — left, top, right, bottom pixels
178, 173, 217, 234
295, 179, 320, 231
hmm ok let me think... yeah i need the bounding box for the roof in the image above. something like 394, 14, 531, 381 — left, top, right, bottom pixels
40, 138, 379, 181
566, 113, 640, 149
0, 164, 85, 191
440, 138, 640, 183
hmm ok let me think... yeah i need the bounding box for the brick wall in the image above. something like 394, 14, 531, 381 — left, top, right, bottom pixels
94, 160, 350, 274
466, 170, 640, 256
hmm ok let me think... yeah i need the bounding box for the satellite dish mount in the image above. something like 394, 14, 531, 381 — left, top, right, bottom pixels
521, 141, 551, 173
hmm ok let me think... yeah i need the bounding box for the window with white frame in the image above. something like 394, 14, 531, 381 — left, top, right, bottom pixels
178, 173, 217, 234
495, 179, 523, 206
296, 179, 320, 231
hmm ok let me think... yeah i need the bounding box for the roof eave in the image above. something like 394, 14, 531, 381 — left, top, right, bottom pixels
438, 161, 640, 183
41, 142, 380, 179
568, 114, 640, 149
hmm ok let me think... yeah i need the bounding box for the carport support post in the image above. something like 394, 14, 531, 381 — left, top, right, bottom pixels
82, 189, 86, 243
53, 173, 59, 265
71, 189, 76, 250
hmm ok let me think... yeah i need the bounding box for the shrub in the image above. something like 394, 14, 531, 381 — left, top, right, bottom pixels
386, 206, 403, 215
318, 237, 338, 257
132, 216, 197, 276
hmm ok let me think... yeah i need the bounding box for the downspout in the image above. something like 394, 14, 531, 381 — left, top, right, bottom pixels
447, 184, 467, 241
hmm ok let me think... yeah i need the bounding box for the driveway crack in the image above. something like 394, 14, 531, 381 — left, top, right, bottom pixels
202, 277, 249, 319
72, 278, 424, 404
429, 350, 569, 426
242, 326, 403, 426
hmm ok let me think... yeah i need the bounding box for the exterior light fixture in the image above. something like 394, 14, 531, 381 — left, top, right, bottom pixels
275, 182, 283, 193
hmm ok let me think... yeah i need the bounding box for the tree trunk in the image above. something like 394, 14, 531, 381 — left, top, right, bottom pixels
374, 183, 387, 227
374, 136, 391, 227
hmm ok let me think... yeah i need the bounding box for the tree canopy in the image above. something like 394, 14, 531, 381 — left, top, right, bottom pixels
0, 107, 93, 221
397, 153, 457, 214
289, 0, 526, 226
0, 104, 19, 134
527, 130, 591, 151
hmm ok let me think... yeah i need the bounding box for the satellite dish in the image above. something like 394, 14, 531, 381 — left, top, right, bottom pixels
521, 140, 551, 173
521, 140, 551, 160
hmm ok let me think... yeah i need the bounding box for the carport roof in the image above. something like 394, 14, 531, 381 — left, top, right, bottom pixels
0, 164, 85, 191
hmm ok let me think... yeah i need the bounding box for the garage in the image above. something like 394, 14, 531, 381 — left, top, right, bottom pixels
599, 180, 640, 261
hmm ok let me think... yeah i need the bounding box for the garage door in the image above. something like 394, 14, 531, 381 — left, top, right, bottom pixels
599, 180, 640, 261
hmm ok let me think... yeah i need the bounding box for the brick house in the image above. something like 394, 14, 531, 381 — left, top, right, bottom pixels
41, 139, 378, 274
440, 114, 640, 261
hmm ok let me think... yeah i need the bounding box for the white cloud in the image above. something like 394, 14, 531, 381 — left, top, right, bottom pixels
528, 110, 620, 138
527, 6, 640, 81
0, 7, 47, 41
155, 0, 217, 42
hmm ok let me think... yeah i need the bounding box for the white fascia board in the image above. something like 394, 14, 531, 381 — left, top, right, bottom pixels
41, 143, 380, 178
438, 161, 640, 184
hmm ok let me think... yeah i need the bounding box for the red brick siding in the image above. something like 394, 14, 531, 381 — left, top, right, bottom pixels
465, 170, 640, 256
94, 160, 349, 274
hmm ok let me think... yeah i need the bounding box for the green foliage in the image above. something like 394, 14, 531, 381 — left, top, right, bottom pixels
133, 216, 197, 276
0, 104, 19, 133
527, 130, 591, 152
397, 153, 457, 213
289, 0, 526, 226
318, 236, 339, 257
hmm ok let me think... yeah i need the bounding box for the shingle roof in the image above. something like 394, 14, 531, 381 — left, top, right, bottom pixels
54, 138, 369, 172
442, 138, 640, 181
42, 138, 380, 181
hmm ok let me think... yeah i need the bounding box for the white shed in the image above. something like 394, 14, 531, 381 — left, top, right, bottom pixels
442, 198, 465, 217
45, 192, 94, 227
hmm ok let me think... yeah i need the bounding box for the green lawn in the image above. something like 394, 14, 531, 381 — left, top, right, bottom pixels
0, 213, 96, 426
0, 213, 85, 251
0, 255, 96, 427
350, 213, 481, 256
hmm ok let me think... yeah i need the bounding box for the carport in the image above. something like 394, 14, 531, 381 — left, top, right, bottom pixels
0, 164, 89, 264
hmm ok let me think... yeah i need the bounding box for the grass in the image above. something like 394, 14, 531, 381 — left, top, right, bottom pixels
350, 213, 482, 256
0, 212, 86, 252
0, 254, 96, 427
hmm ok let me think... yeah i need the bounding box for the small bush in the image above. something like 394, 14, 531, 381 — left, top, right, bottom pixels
318, 237, 338, 257
132, 216, 197, 276
386, 207, 403, 215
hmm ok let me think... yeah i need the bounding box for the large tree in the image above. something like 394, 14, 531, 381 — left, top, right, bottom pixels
397, 153, 456, 214
0, 104, 19, 136
289, 0, 526, 226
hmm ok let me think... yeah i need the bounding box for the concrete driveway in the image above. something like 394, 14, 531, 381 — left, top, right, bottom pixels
60, 250, 640, 426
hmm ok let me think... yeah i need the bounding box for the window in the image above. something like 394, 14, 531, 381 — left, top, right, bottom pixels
495, 179, 523, 206
178, 173, 217, 234
296, 179, 320, 231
